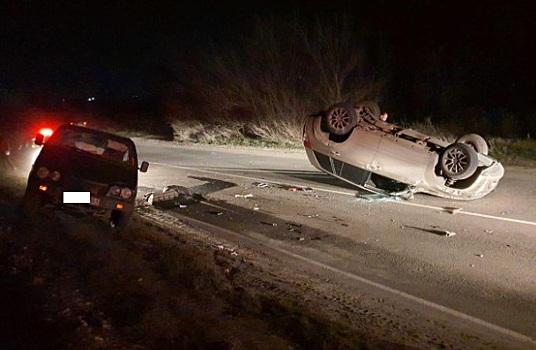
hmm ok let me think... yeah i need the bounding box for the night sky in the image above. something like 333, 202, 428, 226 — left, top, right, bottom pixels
1, 0, 535, 133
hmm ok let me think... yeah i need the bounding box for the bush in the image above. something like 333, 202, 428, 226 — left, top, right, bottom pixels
169, 15, 383, 145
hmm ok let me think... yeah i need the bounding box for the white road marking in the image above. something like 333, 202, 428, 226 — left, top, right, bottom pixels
162, 211, 536, 347
399, 201, 536, 227
148, 162, 536, 227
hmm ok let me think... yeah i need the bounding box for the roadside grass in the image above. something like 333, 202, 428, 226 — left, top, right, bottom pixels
487, 138, 536, 166
167, 116, 536, 165
169, 118, 304, 149
0, 175, 375, 349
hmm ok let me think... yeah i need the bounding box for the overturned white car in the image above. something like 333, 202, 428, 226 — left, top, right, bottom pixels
303, 102, 504, 200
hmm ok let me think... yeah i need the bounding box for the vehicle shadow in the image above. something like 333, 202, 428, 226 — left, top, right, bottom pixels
267, 170, 358, 190
143, 183, 375, 253
404, 225, 454, 237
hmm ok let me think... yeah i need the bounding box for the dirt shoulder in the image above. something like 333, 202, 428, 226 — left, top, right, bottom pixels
0, 175, 397, 350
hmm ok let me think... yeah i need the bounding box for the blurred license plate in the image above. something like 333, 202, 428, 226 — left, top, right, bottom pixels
90, 196, 100, 206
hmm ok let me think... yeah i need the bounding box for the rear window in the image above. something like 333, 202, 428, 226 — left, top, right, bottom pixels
48, 128, 134, 164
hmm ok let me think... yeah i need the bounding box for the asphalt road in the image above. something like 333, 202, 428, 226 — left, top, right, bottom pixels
135, 139, 536, 348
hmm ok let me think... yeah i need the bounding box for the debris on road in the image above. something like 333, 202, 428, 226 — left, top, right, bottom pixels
475, 254, 484, 258
286, 222, 303, 233
163, 184, 188, 193
143, 193, 155, 205
206, 210, 223, 216
484, 229, 494, 234
145, 185, 205, 208
253, 182, 269, 188
442, 206, 463, 214
356, 187, 415, 201
356, 193, 404, 202
261, 221, 278, 226
276, 184, 314, 192
235, 193, 254, 198
443, 231, 457, 237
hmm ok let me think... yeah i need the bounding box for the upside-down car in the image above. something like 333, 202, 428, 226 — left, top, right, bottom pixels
303, 102, 504, 200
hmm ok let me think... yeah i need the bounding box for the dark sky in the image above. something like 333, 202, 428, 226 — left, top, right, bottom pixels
1, 0, 535, 114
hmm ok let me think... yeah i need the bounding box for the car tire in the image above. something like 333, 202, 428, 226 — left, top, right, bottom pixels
325, 103, 359, 136
455, 134, 489, 155
359, 101, 381, 119
110, 210, 133, 232
21, 190, 44, 218
440, 143, 479, 180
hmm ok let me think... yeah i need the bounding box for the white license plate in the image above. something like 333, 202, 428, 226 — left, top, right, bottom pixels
90, 196, 100, 206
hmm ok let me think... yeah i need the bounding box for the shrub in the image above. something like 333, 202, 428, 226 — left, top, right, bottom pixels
169, 15, 383, 145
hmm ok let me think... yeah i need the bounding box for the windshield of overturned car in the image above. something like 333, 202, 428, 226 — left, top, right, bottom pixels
47, 128, 134, 164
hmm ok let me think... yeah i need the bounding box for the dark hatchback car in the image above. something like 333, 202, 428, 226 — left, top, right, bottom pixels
22, 124, 149, 229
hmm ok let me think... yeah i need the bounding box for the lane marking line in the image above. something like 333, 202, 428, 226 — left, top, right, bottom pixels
167, 211, 536, 346
148, 162, 536, 227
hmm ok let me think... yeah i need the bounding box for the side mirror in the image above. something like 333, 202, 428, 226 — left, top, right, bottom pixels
139, 161, 149, 173
34, 133, 44, 146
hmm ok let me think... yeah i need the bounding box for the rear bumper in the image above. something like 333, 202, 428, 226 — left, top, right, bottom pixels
25, 178, 134, 215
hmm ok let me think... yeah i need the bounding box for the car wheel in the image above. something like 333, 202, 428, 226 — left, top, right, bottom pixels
325, 103, 359, 136
110, 210, 133, 232
21, 190, 44, 218
359, 101, 381, 119
455, 134, 489, 155
440, 143, 479, 180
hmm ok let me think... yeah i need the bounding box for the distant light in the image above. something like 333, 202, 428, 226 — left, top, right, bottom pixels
87, 96, 96, 102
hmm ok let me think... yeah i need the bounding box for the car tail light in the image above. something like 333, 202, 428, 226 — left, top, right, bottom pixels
108, 185, 121, 197
107, 185, 132, 199
37, 167, 49, 179
120, 188, 133, 199
303, 125, 311, 148
51, 171, 61, 181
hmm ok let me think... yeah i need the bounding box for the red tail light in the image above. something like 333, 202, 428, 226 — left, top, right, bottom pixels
302, 125, 311, 148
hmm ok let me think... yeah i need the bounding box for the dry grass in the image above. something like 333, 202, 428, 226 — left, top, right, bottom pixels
167, 15, 383, 148
405, 117, 455, 142
169, 118, 303, 148
488, 138, 536, 166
